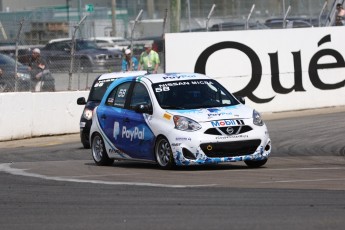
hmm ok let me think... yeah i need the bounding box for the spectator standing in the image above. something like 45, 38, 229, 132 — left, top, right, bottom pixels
121, 49, 138, 72
28, 48, 49, 91
336, 3, 345, 26
138, 43, 160, 74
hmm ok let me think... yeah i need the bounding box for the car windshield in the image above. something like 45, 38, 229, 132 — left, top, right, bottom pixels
88, 78, 117, 101
152, 79, 239, 110
76, 40, 99, 50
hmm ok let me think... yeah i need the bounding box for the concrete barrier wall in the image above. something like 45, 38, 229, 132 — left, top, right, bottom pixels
0, 91, 88, 141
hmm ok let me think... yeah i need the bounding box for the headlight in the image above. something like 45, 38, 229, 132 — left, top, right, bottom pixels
83, 109, 93, 120
253, 110, 264, 126
17, 72, 30, 80
173, 115, 201, 131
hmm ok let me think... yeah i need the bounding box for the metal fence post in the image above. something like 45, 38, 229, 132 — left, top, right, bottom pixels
245, 4, 255, 30
206, 4, 216, 32
162, 8, 168, 72
283, 5, 291, 28
14, 19, 24, 92
68, 15, 87, 91
319, 1, 328, 27
130, 9, 143, 54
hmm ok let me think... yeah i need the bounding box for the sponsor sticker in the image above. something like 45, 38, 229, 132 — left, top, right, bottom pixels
163, 113, 172, 120
176, 137, 192, 141
113, 122, 145, 141
211, 120, 237, 127
211, 119, 244, 127
215, 134, 249, 139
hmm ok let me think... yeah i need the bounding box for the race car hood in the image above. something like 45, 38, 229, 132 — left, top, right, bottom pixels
166, 104, 254, 122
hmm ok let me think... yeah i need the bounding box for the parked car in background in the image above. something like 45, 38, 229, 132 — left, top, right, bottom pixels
89, 72, 271, 169
264, 17, 314, 29
0, 53, 31, 92
40, 39, 123, 72
89, 37, 130, 52
77, 71, 147, 148
210, 21, 269, 31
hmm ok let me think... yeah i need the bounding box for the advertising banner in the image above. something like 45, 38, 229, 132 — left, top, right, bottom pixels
165, 27, 345, 112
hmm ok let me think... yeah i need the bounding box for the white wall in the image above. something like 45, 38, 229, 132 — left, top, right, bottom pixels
165, 27, 345, 113
0, 91, 88, 141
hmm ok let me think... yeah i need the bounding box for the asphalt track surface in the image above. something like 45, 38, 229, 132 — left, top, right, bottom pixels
0, 106, 344, 230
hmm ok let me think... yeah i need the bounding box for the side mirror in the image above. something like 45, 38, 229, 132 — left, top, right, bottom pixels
77, 97, 86, 105
236, 96, 245, 104
135, 104, 153, 115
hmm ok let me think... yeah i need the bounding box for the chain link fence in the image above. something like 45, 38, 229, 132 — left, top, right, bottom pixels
0, 0, 338, 93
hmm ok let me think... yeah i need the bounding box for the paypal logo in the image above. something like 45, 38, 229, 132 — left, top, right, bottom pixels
122, 126, 145, 141
113, 122, 145, 141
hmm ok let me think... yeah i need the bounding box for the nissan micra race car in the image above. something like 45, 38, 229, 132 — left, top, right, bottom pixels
90, 72, 271, 169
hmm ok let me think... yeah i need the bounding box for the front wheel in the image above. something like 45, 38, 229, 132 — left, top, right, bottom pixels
91, 133, 114, 166
155, 137, 175, 169
244, 159, 267, 168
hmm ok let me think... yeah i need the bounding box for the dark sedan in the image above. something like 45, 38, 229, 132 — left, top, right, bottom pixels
40, 39, 122, 72
0, 53, 31, 92
264, 17, 314, 29
210, 21, 269, 31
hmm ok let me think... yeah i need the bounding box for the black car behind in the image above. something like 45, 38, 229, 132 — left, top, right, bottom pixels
77, 74, 119, 148
0, 53, 31, 92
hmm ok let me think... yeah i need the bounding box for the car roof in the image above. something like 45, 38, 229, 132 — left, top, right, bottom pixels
98, 71, 147, 80
48, 38, 98, 44
48, 38, 72, 43
139, 72, 211, 84
89, 37, 127, 42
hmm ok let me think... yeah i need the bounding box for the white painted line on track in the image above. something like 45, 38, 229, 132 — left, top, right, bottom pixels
0, 163, 217, 188
264, 167, 345, 171
173, 167, 345, 174
260, 178, 345, 184
59, 173, 142, 179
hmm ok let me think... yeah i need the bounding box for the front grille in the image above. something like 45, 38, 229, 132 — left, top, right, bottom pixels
204, 125, 253, 135
200, 139, 261, 158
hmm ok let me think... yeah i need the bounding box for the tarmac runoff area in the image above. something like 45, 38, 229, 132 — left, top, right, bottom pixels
0, 106, 344, 190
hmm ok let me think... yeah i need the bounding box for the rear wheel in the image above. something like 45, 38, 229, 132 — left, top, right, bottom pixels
155, 137, 175, 169
91, 133, 114, 166
244, 159, 267, 168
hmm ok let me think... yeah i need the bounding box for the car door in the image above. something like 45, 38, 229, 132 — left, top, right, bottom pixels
99, 81, 131, 154
99, 81, 155, 160
121, 82, 155, 160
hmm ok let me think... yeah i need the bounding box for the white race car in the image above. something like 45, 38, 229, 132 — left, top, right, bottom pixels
90, 72, 271, 169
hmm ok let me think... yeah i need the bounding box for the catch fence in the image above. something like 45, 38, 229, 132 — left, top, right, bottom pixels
0, 0, 338, 93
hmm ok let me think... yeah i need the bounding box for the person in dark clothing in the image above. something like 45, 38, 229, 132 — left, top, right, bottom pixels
28, 48, 54, 91
336, 3, 345, 26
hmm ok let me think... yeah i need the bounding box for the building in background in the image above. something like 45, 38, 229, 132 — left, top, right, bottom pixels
0, 0, 334, 44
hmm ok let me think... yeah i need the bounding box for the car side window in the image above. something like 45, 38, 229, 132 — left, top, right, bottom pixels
106, 82, 131, 108
129, 83, 151, 110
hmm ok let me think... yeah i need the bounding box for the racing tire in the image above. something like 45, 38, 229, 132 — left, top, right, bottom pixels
91, 133, 114, 166
154, 137, 175, 169
244, 159, 268, 168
